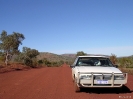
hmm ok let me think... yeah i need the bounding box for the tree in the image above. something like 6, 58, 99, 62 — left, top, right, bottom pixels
110, 53, 117, 65
76, 51, 87, 56
22, 47, 39, 59
0, 30, 25, 65
17, 47, 39, 67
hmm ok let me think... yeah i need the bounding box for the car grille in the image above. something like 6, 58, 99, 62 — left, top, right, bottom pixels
94, 75, 112, 80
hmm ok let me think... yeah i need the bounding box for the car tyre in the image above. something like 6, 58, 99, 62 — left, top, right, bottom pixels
74, 79, 80, 92
72, 76, 75, 82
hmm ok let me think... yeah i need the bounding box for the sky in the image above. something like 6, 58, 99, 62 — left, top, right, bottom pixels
0, 0, 133, 57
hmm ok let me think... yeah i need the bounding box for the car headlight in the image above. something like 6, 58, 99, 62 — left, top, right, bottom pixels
114, 75, 124, 80
80, 75, 92, 80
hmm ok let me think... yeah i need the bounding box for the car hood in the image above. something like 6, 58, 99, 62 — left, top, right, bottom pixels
75, 66, 122, 73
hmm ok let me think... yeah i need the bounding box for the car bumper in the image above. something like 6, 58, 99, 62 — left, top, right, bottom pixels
76, 72, 128, 88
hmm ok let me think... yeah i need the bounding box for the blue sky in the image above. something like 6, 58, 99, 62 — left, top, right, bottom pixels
0, 0, 133, 57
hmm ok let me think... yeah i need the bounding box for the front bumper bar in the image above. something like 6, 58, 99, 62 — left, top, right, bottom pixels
76, 72, 128, 88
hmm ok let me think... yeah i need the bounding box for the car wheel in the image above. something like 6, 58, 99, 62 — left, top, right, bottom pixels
74, 82, 80, 92
74, 79, 80, 92
72, 75, 75, 82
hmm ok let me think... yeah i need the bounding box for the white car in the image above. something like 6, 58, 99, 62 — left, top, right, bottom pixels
70, 55, 128, 92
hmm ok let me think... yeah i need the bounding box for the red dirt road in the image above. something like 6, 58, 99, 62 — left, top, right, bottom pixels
0, 64, 133, 99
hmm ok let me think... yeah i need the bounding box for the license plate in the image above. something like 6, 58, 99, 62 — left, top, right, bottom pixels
97, 80, 108, 84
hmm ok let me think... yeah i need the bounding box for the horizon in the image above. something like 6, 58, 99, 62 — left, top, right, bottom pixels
39, 52, 132, 57
0, 0, 133, 57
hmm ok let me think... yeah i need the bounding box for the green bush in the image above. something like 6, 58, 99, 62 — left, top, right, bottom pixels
31, 58, 38, 68
23, 57, 33, 67
76, 51, 87, 56
13, 47, 39, 68
38, 60, 43, 64
118, 57, 133, 68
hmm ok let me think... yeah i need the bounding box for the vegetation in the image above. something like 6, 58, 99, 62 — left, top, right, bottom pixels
109, 54, 133, 68
14, 47, 39, 67
110, 54, 133, 74
118, 57, 133, 68
0, 30, 132, 75
0, 30, 25, 65
37, 58, 64, 67
110, 53, 118, 65
0, 30, 67, 68
76, 51, 87, 56
37, 52, 74, 66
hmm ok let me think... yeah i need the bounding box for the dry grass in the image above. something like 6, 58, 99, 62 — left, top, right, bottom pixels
0, 62, 31, 73
119, 68, 133, 75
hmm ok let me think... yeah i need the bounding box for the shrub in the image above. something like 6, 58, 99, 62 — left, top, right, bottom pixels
110, 54, 117, 65
76, 51, 87, 56
118, 57, 133, 68
23, 57, 33, 67
14, 47, 39, 68
38, 60, 43, 64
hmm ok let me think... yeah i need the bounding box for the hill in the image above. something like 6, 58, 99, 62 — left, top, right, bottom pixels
37, 52, 75, 63
61, 54, 76, 58
37, 53, 112, 63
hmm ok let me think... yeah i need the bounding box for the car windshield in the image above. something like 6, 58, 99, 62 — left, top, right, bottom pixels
76, 57, 113, 67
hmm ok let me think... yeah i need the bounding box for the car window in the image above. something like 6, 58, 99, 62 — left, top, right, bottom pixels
72, 57, 78, 66
76, 57, 113, 67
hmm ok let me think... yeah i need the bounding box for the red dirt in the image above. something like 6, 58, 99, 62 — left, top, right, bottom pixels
0, 64, 133, 99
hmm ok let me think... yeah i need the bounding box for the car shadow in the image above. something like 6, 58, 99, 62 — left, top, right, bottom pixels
80, 85, 132, 94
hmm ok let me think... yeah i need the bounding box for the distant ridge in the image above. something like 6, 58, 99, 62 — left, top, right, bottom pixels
37, 52, 75, 62
37, 52, 133, 62
61, 54, 76, 58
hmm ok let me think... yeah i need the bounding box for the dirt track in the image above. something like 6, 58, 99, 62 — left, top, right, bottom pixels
0, 64, 133, 99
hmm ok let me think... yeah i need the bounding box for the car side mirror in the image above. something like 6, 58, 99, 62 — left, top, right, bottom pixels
70, 65, 75, 68
114, 65, 118, 68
